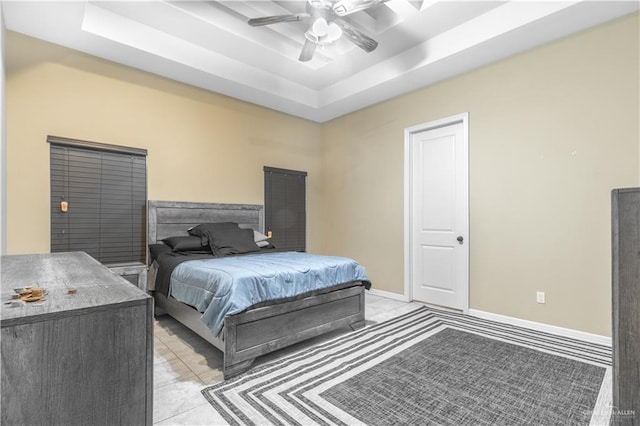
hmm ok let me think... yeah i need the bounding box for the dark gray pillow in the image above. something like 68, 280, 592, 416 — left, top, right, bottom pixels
162, 235, 206, 252
188, 222, 240, 246
149, 243, 172, 262
210, 227, 260, 256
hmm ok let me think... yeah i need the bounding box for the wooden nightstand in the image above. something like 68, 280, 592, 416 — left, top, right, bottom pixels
108, 261, 148, 292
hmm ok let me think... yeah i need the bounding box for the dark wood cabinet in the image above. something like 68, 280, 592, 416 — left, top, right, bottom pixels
109, 261, 149, 291
1, 252, 153, 426
612, 188, 640, 426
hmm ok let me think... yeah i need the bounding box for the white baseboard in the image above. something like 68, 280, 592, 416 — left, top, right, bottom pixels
469, 309, 612, 347
364, 291, 612, 347
367, 288, 410, 302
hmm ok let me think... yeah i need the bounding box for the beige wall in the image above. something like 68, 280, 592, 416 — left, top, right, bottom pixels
321, 13, 639, 336
0, 5, 6, 255
6, 32, 322, 254
5, 13, 639, 336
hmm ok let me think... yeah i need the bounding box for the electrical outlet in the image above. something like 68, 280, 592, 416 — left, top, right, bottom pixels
536, 291, 546, 304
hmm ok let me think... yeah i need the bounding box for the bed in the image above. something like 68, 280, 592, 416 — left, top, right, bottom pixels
148, 200, 370, 379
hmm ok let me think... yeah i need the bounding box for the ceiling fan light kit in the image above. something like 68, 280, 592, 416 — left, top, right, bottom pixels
306, 18, 343, 46
327, 22, 343, 40
247, 0, 385, 62
313, 17, 329, 35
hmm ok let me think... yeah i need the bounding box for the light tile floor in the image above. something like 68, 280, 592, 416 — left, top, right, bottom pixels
152, 292, 424, 425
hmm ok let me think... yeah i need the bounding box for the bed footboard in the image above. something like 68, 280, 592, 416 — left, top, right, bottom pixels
155, 285, 366, 379
223, 285, 365, 378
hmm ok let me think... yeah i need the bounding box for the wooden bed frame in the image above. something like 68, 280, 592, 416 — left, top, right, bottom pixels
148, 200, 366, 379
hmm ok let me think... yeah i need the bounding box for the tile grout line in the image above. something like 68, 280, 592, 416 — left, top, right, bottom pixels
156, 334, 208, 385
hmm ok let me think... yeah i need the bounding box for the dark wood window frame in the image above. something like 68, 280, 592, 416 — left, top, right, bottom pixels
49, 135, 148, 265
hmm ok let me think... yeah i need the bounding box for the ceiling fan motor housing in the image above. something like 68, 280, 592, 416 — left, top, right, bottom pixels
249, 0, 382, 62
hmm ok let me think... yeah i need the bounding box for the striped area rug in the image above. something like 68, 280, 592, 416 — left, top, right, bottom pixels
202, 306, 612, 426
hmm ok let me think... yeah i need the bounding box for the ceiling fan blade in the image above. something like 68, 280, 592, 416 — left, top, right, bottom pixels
248, 14, 307, 27
334, 19, 378, 52
333, 0, 388, 16
299, 39, 317, 62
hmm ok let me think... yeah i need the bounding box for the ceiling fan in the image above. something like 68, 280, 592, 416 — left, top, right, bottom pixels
248, 0, 387, 62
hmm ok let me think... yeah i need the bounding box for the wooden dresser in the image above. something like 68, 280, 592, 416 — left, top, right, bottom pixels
612, 188, 640, 426
1, 252, 153, 426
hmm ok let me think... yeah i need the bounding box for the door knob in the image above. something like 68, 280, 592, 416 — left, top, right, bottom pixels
457, 236, 464, 244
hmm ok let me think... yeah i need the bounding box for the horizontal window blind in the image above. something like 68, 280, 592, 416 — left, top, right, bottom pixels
49, 136, 147, 265
264, 167, 307, 252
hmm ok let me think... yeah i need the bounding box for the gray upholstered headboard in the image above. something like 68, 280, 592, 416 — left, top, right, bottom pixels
148, 201, 264, 244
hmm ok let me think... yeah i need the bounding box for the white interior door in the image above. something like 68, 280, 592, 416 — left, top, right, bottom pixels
406, 115, 469, 311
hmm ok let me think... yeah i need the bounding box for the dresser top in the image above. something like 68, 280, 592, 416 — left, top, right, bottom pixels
1, 252, 151, 326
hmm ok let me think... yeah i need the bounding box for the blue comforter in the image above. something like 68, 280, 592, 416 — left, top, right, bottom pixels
169, 251, 370, 337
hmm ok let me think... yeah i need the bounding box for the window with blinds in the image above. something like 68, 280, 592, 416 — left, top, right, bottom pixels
264, 166, 307, 252
49, 136, 147, 265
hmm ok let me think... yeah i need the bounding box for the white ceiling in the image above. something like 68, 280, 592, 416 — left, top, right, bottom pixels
3, 1, 638, 122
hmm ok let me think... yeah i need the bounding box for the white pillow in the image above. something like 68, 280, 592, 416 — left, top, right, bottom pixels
253, 230, 270, 243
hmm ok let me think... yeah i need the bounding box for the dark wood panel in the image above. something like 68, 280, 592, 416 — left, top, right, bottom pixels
612, 187, 640, 426
155, 284, 366, 379
224, 286, 365, 370
148, 201, 263, 244
108, 262, 149, 292
235, 295, 362, 351
1, 305, 149, 426
1, 252, 149, 325
156, 207, 260, 224
1, 252, 153, 425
